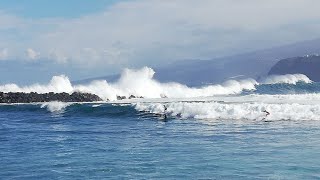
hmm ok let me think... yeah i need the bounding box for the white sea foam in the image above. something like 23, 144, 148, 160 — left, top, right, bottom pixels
0, 67, 313, 101
262, 74, 312, 84
92, 104, 102, 107
134, 93, 320, 121
0, 75, 73, 94
40, 101, 71, 113
134, 98, 320, 121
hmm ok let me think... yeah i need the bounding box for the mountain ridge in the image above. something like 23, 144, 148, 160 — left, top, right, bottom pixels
75, 38, 320, 86
268, 55, 320, 82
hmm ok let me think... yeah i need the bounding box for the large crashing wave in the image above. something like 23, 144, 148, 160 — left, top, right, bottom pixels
75, 68, 259, 100
0, 75, 73, 94
0, 67, 313, 101
262, 74, 312, 84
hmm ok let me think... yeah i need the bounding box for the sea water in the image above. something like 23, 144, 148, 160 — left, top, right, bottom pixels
1, 84, 320, 179
1, 68, 320, 179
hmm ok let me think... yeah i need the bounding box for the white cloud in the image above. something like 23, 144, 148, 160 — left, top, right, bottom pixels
26, 48, 40, 60
1, 0, 320, 67
0, 48, 8, 60
48, 49, 68, 64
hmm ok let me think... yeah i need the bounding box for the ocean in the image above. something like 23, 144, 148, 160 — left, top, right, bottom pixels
1, 68, 320, 179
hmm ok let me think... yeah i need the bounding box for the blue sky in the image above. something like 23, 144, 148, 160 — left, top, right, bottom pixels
0, 0, 117, 18
1, 0, 320, 84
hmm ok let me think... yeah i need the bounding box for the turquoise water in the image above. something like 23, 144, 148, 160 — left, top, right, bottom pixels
1, 103, 320, 179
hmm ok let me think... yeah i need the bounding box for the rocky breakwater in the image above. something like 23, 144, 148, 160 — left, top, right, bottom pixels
0, 92, 102, 103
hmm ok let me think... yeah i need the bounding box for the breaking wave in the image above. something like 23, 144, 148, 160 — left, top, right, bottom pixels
134, 94, 320, 121
0, 67, 314, 101
0, 75, 73, 94
1, 92, 320, 121
262, 74, 312, 85
40, 101, 72, 113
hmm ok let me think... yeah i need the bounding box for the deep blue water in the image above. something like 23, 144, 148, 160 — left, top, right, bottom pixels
1, 103, 320, 179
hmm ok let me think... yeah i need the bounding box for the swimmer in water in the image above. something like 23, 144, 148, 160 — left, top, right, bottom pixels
162, 105, 182, 119
262, 110, 270, 121
163, 105, 167, 120
263, 110, 270, 116
164, 105, 167, 112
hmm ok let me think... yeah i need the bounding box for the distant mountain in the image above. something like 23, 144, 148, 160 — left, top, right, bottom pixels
154, 38, 320, 86
76, 38, 320, 86
269, 55, 320, 82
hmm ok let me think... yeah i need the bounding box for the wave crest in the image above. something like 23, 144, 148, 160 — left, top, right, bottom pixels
0, 67, 314, 101
262, 74, 312, 84
40, 101, 71, 113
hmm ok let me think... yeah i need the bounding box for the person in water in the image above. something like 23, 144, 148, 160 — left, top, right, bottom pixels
263, 110, 270, 116
163, 105, 167, 119
164, 105, 167, 112
262, 110, 270, 121
162, 105, 182, 119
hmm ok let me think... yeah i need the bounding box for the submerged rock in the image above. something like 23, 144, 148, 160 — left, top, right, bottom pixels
0, 91, 102, 103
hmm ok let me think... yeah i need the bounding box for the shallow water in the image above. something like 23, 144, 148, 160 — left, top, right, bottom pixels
1, 103, 320, 179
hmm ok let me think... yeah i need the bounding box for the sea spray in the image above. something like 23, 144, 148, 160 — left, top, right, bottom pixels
262, 74, 312, 84
41, 101, 71, 113
0, 67, 313, 101
0, 75, 73, 94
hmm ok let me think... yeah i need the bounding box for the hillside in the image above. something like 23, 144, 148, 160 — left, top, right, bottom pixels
76, 38, 320, 86
154, 38, 320, 86
268, 55, 320, 82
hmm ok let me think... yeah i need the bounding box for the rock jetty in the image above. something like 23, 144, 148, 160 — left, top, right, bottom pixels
0, 92, 102, 103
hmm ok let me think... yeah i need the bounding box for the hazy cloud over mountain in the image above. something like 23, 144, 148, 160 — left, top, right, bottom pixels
1, 0, 320, 69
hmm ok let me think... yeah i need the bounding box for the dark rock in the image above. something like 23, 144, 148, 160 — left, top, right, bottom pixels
0, 91, 102, 103
128, 95, 144, 99
268, 55, 320, 82
129, 95, 136, 99
116, 95, 126, 100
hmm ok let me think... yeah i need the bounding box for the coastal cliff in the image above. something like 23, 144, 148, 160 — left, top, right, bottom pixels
268, 55, 320, 82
